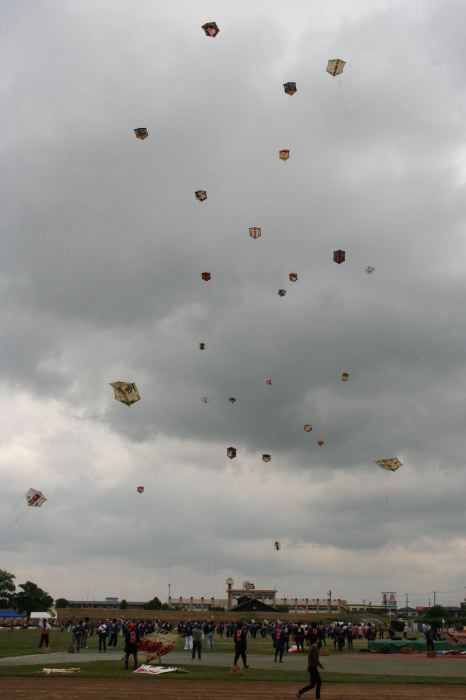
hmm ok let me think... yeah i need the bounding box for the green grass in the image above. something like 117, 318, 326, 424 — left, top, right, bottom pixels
0, 660, 465, 686
0, 629, 370, 658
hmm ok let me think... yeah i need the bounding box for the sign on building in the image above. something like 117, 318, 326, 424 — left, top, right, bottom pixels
382, 592, 397, 608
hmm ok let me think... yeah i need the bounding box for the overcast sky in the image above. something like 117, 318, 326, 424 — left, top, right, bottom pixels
1, 0, 466, 610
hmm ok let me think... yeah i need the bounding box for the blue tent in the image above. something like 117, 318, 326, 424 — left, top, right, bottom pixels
0, 610, 22, 618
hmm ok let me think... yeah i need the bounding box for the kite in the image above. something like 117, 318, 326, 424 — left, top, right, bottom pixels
262, 454, 271, 463
366, 266, 375, 274
341, 372, 349, 382
201, 397, 209, 404
317, 440, 325, 446
199, 342, 206, 350
327, 59, 346, 76
201, 272, 211, 281
333, 250, 346, 264
266, 379, 272, 385
134, 128, 148, 140
283, 82, 297, 95
289, 273, 298, 282
278, 289, 286, 297
249, 227, 262, 239
279, 149, 290, 161
110, 382, 141, 406
228, 397, 237, 404
25, 488, 47, 507
227, 447, 237, 459
274, 541, 281, 550
202, 22, 220, 37
137, 486, 144, 494
304, 425, 312, 432
375, 458, 403, 472
195, 190, 207, 202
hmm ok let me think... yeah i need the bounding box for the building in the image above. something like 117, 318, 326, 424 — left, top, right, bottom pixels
68, 597, 146, 610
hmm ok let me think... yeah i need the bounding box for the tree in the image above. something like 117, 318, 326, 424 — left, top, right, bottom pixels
0, 570, 16, 608
55, 598, 69, 608
143, 596, 163, 610
425, 604, 447, 619
15, 581, 53, 618
119, 599, 128, 610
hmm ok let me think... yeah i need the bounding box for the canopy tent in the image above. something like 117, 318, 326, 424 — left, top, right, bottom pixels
29, 611, 56, 620
0, 610, 22, 619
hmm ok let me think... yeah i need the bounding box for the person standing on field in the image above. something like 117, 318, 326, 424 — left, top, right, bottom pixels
191, 624, 202, 660
296, 639, 323, 698
233, 622, 249, 669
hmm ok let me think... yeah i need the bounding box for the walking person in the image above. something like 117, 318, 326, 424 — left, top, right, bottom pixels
97, 620, 108, 653
296, 639, 323, 698
38, 618, 51, 648
124, 622, 139, 670
184, 620, 193, 651
192, 624, 202, 660
108, 619, 118, 647
233, 622, 249, 669
273, 626, 286, 663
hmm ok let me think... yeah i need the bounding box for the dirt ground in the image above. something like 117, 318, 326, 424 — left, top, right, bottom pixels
1, 678, 466, 699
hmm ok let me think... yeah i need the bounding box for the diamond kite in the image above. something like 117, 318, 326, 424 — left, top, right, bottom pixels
327, 59, 346, 76
279, 149, 290, 161
341, 372, 349, 382
202, 21, 219, 37
195, 190, 207, 202
375, 458, 403, 472
304, 424, 312, 432
110, 382, 141, 406
262, 454, 271, 463
134, 128, 148, 140
249, 227, 262, 239
201, 272, 211, 281
289, 272, 298, 282
274, 541, 281, 550
333, 249, 346, 264
227, 447, 237, 459
283, 82, 297, 96
25, 488, 47, 507
278, 289, 286, 297
137, 486, 144, 494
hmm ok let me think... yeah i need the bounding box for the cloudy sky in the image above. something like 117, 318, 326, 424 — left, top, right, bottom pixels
1, 0, 466, 610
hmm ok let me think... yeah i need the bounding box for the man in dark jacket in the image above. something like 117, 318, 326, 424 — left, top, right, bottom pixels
124, 622, 140, 670
233, 622, 249, 669
273, 626, 286, 663
296, 639, 323, 698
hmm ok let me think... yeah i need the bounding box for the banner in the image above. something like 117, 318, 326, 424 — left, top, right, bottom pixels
382, 592, 397, 608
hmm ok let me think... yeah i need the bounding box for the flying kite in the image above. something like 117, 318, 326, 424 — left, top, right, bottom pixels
278, 289, 286, 297
249, 227, 262, 239
201, 272, 211, 281
134, 128, 148, 140
366, 266, 375, 274
227, 447, 237, 459
201, 396, 209, 404
195, 190, 207, 202
262, 454, 271, 463
110, 382, 141, 406
266, 379, 272, 385
25, 488, 47, 507
137, 486, 144, 494
317, 440, 325, 446
327, 59, 346, 76
333, 250, 346, 264
283, 82, 297, 95
375, 458, 403, 472
202, 21, 219, 37
289, 273, 298, 282
341, 372, 349, 382
228, 397, 237, 404
199, 342, 206, 350
304, 425, 312, 432
274, 541, 281, 550
279, 149, 290, 161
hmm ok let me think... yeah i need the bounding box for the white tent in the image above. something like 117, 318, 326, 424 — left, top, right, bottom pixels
29, 611, 56, 620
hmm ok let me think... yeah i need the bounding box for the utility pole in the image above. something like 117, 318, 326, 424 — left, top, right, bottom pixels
433, 591, 436, 606
405, 593, 408, 609
168, 583, 171, 604
327, 590, 332, 615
